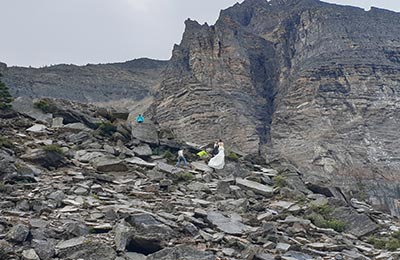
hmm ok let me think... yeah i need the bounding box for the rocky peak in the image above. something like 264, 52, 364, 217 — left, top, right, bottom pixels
152, 0, 400, 216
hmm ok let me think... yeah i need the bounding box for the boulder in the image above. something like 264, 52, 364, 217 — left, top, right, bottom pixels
56, 237, 116, 260
191, 161, 213, 173
22, 249, 40, 260
125, 157, 156, 168
206, 211, 249, 235
21, 148, 65, 169
133, 144, 153, 157
32, 239, 55, 260
131, 122, 159, 144
6, 224, 30, 243
331, 207, 379, 237
93, 156, 128, 172
147, 245, 215, 260
26, 124, 47, 133
235, 178, 273, 197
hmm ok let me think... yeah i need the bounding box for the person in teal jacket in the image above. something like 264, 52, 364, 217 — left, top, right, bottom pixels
136, 114, 144, 123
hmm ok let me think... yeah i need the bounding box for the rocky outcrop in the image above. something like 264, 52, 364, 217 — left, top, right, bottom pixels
151, 0, 400, 215
1, 101, 400, 259
1, 58, 167, 103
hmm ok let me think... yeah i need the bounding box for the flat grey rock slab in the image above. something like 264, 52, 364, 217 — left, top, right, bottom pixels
157, 162, 183, 174
235, 178, 273, 197
133, 144, 153, 156
94, 156, 128, 172
191, 161, 213, 172
125, 157, 156, 167
26, 124, 47, 133
206, 211, 249, 235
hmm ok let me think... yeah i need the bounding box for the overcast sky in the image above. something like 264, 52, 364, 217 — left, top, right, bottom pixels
1, 0, 399, 68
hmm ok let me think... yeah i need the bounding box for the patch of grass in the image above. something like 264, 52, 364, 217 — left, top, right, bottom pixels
33, 100, 52, 113
310, 204, 333, 216
306, 213, 346, 232
0, 136, 13, 149
226, 151, 239, 162
272, 175, 287, 188
91, 194, 100, 200
0, 182, 6, 193
174, 172, 194, 182
367, 235, 400, 251
43, 144, 64, 155
0, 76, 13, 110
163, 150, 175, 163
96, 121, 117, 136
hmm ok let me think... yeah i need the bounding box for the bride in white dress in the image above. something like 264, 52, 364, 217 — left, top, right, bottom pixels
208, 140, 225, 169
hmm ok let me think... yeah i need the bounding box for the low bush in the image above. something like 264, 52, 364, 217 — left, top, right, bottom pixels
0, 76, 12, 109
43, 144, 64, 155
96, 121, 117, 136
226, 151, 239, 162
0, 136, 13, 149
34, 100, 52, 113
272, 175, 287, 188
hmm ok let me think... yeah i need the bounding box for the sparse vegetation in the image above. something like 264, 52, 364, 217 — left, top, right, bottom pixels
306, 204, 346, 232
0, 136, 13, 149
310, 203, 333, 216
367, 231, 400, 251
96, 121, 117, 136
0, 74, 13, 109
272, 175, 287, 188
43, 144, 64, 155
0, 181, 6, 193
226, 151, 239, 162
34, 99, 52, 113
163, 150, 175, 163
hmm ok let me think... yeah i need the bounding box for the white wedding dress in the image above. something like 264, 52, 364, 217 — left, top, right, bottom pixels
208, 147, 225, 169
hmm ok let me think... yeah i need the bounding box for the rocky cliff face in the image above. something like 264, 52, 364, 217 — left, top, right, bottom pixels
152, 0, 400, 214
1, 58, 167, 103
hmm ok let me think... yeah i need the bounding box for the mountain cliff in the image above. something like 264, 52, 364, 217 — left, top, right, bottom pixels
0, 58, 167, 103
152, 0, 400, 214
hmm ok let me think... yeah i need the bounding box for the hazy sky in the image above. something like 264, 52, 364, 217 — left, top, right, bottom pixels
1, 0, 399, 67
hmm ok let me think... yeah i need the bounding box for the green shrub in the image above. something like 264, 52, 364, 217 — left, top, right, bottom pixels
0, 182, 6, 193
34, 100, 52, 113
0, 76, 12, 109
163, 150, 175, 163
272, 175, 287, 188
0, 136, 13, 149
386, 238, 400, 251
322, 219, 346, 232
227, 151, 239, 162
306, 212, 346, 232
310, 204, 333, 216
96, 121, 117, 136
43, 144, 64, 155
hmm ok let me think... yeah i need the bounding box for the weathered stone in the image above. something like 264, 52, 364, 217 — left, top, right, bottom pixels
235, 178, 273, 197
133, 144, 153, 157
191, 161, 213, 173
6, 224, 30, 243
114, 222, 133, 252
94, 156, 128, 172
331, 207, 379, 237
125, 157, 156, 167
147, 245, 215, 260
57, 237, 116, 260
32, 239, 55, 260
26, 124, 47, 133
157, 162, 182, 174
131, 122, 159, 144
22, 249, 40, 260
21, 148, 65, 169
206, 211, 249, 235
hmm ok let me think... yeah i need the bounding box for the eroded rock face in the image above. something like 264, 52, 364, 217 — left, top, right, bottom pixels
2, 58, 167, 103
151, 0, 400, 215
